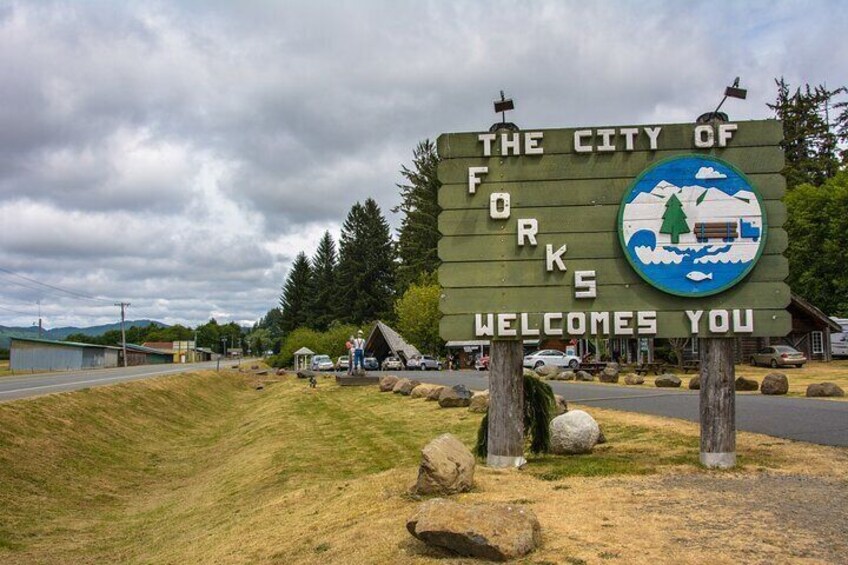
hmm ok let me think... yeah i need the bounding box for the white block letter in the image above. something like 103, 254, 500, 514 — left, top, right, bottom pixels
614, 311, 634, 335
574, 130, 593, 153
590, 312, 610, 335
546, 243, 567, 272
694, 125, 714, 148
637, 311, 657, 334
524, 132, 544, 155
620, 127, 639, 151
718, 123, 737, 147
574, 270, 597, 298
498, 313, 518, 337
468, 166, 487, 194
567, 312, 587, 335
490, 192, 510, 219
475, 313, 494, 337
478, 133, 496, 156
733, 309, 754, 333
597, 128, 616, 152
645, 126, 662, 150
501, 133, 520, 155
685, 310, 703, 334
521, 313, 540, 336
517, 219, 538, 246
544, 313, 563, 336
708, 309, 730, 333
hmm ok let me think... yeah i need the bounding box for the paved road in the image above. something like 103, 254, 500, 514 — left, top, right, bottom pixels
387, 369, 848, 447
0, 360, 240, 402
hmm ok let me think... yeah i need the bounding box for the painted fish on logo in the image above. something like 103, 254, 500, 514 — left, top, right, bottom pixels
617, 155, 767, 297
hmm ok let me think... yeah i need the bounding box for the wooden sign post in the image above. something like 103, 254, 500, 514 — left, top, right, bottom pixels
436, 121, 789, 469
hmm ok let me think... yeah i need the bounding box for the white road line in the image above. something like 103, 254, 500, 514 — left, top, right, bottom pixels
0, 367, 206, 397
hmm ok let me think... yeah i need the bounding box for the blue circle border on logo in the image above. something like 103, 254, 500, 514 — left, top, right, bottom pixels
616, 154, 769, 298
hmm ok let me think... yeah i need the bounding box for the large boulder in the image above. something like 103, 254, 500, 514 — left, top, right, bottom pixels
598, 366, 620, 383
575, 370, 594, 382
557, 371, 576, 381
439, 384, 473, 408
549, 410, 601, 455
655, 373, 682, 388
760, 373, 788, 395
410, 384, 438, 399
534, 364, 560, 378
413, 434, 475, 495
597, 427, 607, 444
407, 498, 541, 561
379, 375, 399, 392
523, 369, 537, 379
735, 376, 759, 391
468, 392, 490, 413
806, 382, 845, 398
553, 394, 568, 415
426, 385, 446, 401
688, 375, 701, 390
393, 378, 421, 395
624, 373, 644, 386
296, 369, 315, 379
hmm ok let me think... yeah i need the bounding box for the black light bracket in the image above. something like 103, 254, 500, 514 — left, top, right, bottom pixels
697, 77, 747, 123
491, 90, 518, 132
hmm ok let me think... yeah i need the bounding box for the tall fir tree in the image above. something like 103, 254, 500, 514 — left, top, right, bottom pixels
768, 78, 846, 188
279, 252, 313, 334
393, 140, 441, 291
337, 199, 397, 324
307, 231, 338, 331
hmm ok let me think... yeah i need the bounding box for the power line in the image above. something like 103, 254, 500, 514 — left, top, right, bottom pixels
0, 267, 114, 303
0, 304, 36, 317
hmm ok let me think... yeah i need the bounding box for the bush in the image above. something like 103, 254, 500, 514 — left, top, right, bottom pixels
0, 348, 9, 361
269, 324, 369, 368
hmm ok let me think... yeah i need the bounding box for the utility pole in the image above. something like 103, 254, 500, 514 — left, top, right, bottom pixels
115, 302, 130, 368
37, 300, 43, 338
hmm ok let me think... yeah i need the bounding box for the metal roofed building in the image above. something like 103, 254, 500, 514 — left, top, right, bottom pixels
124, 343, 174, 366
10, 337, 122, 373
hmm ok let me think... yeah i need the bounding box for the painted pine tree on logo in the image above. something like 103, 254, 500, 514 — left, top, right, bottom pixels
660, 193, 690, 244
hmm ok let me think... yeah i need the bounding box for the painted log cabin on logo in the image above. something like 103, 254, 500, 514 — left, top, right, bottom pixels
436, 121, 790, 341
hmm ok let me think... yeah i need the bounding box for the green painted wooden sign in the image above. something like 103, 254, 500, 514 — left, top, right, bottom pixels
436, 120, 790, 340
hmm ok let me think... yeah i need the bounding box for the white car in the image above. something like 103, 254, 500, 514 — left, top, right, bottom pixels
523, 349, 581, 370
311, 354, 334, 371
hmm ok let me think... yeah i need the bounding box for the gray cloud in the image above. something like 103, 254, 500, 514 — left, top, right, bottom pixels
1, 0, 846, 328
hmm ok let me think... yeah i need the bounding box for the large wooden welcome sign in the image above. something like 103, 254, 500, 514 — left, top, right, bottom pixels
437, 121, 790, 341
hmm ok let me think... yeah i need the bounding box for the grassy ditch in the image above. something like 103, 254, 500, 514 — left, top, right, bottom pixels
0, 371, 845, 564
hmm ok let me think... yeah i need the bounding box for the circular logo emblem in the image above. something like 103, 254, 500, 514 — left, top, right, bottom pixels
618, 155, 767, 297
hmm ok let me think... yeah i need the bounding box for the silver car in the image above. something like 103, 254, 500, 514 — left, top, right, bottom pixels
523, 349, 581, 370
750, 346, 806, 368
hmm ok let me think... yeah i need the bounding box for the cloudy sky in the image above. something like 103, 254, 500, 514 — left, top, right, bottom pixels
0, 0, 846, 329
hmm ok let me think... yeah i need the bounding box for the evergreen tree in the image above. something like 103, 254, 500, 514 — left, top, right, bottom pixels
307, 231, 338, 331
279, 252, 313, 334
768, 78, 846, 187
337, 199, 397, 324
393, 140, 441, 291
659, 193, 689, 244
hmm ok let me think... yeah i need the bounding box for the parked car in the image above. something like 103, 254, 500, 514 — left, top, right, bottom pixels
364, 356, 379, 371
381, 356, 405, 370
336, 355, 349, 371
407, 355, 442, 371
522, 349, 581, 370
311, 354, 335, 371
475, 355, 490, 371
750, 346, 806, 368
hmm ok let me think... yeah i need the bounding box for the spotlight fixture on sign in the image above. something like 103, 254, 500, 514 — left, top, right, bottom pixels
697, 77, 748, 123
490, 90, 518, 132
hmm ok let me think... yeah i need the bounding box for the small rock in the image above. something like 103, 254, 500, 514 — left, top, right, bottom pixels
407, 498, 541, 561
575, 370, 594, 382
251, 364, 259, 370
655, 373, 681, 388
393, 378, 421, 395
255, 384, 264, 390
553, 394, 568, 415
296, 369, 315, 379
761, 373, 788, 395
379, 375, 399, 392
254, 369, 269, 375
426, 385, 446, 401
624, 373, 644, 385
549, 410, 600, 454
534, 364, 560, 378
410, 384, 437, 399
558, 371, 576, 381
413, 434, 475, 495
468, 392, 490, 413
688, 375, 700, 390
598, 366, 619, 383
439, 384, 473, 408
806, 382, 845, 398
275, 368, 286, 376
735, 376, 759, 391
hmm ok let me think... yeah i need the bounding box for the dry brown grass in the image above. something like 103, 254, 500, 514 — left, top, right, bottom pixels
0, 368, 845, 564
